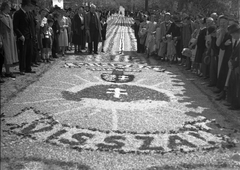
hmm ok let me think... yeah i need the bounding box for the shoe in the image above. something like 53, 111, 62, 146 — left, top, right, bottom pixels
215, 91, 226, 101
32, 64, 38, 67
207, 84, 216, 87
19, 72, 25, 75
5, 73, 16, 78
228, 107, 240, 111
25, 71, 36, 73
94, 52, 98, 55
203, 76, 209, 80
34, 62, 40, 66
213, 89, 221, 94
223, 102, 232, 107
0, 79, 4, 83
53, 55, 59, 58
49, 58, 54, 61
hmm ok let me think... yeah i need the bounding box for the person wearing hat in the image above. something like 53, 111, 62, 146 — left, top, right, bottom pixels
72, 6, 85, 54
206, 25, 219, 88
0, 2, 18, 79
215, 18, 233, 101
28, 0, 43, 67
225, 24, 240, 110
166, 15, 183, 63
13, 0, 35, 75
156, 12, 172, 60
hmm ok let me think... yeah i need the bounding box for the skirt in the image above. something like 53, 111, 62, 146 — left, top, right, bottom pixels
59, 29, 68, 47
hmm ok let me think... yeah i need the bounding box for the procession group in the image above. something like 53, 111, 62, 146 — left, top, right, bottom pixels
0, 0, 108, 83
133, 11, 240, 111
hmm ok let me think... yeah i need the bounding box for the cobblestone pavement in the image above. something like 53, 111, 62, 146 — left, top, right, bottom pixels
1, 16, 240, 170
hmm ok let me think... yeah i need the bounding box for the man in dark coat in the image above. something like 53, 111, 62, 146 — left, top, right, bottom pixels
29, 0, 40, 66
0, 35, 4, 83
133, 17, 141, 53
52, 12, 60, 58
85, 4, 102, 54
208, 25, 219, 87
226, 24, 240, 110
215, 27, 233, 101
166, 16, 183, 63
13, 0, 35, 75
72, 6, 85, 53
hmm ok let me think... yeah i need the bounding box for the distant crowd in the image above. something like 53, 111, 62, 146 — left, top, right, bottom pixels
133, 11, 240, 110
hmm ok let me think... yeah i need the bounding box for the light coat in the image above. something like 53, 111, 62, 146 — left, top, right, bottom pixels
0, 12, 18, 64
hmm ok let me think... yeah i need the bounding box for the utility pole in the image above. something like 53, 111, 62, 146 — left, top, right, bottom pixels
145, 0, 148, 12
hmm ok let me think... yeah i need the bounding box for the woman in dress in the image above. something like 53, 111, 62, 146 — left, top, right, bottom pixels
145, 14, 157, 57
58, 10, 69, 56
0, 2, 18, 78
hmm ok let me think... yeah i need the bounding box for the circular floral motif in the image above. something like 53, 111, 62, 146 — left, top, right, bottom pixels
62, 84, 170, 102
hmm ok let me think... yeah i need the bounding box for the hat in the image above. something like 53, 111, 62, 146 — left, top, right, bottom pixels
228, 24, 240, 34
208, 25, 216, 34
21, 0, 32, 6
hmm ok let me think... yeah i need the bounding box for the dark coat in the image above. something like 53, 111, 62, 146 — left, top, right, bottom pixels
13, 8, 32, 40
85, 11, 102, 42
217, 33, 233, 90
72, 14, 84, 45
195, 28, 207, 63
228, 41, 240, 108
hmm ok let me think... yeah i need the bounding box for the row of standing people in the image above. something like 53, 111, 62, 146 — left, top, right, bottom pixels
133, 12, 240, 111
0, 1, 108, 83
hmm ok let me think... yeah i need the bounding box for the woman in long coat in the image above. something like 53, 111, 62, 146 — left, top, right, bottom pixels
0, 2, 18, 78
58, 11, 69, 56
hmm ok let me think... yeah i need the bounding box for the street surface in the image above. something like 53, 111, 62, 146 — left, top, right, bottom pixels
1, 16, 240, 170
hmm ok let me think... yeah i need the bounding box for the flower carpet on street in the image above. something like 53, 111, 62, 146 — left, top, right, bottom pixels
1, 16, 240, 170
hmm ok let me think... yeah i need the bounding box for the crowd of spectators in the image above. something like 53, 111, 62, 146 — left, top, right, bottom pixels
0, 0, 108, 83
133, 11, 240, 110
0, 0, 239, 111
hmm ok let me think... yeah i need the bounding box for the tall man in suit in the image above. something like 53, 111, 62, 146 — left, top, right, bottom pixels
227, 24, 240, 110
85, 4, 102, 54
13, 0, 35, 74
28, 0, 40, 66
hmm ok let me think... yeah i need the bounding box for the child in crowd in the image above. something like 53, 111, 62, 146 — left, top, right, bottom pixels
101, 16, 107, 53
165, 34, 176, 63
41, 19, 54, 63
